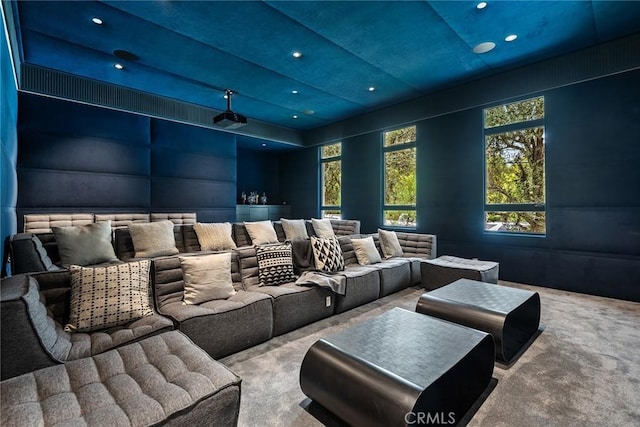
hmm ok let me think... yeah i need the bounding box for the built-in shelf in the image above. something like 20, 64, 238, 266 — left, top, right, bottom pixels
236, 205, 291, 222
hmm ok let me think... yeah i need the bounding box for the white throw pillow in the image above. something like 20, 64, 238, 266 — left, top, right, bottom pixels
312, 218, 335, 238
244, 220, 279, 245
378, 229, 404, 259
128, 220, 179, 258
280, 218, 309, 240
180, 253, 236, 305
193, 222, 237, 251
351, 236, 382, 265
66, 261, 153, 332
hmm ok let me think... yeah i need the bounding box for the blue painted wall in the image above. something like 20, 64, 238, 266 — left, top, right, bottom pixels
16, 94, 237, 227
237, 148, 282, 205
1, 22, 18, 271
281, 69, 640, 302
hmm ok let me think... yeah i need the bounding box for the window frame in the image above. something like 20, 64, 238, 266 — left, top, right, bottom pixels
483, 96, 546, 236
382, 125, 417, 229
319, 142, 342, 219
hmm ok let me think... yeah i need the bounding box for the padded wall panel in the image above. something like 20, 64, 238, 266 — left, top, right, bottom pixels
18, 132, 150, 175
150, 118, 236, 222
150, 178, 236, 209
17, 93, 149, 143
17, 169, 150, 208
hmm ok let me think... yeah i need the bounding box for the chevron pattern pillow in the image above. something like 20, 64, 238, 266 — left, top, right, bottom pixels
311, 236, 345, 272
256, 243, 297, 286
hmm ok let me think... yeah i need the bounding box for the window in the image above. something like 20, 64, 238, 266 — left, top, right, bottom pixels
383, 125, 416, 227
320, 143, 341, 219
484, 96, 545, 234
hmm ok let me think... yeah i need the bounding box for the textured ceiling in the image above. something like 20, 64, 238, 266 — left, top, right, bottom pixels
11, 0, 640, 131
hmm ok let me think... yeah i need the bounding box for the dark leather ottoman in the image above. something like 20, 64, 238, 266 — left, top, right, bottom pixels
299, 308, 494, 427
416, 279, 541, 364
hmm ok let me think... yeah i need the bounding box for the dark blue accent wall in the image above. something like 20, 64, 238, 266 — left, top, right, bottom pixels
1, 25, 18, 270
16, 93, 237, 227
237, 148, 282, 205
279, 148, 318, 219
281, 69, 640, 302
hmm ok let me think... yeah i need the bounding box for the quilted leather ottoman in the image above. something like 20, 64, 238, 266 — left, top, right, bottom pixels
421, 255, 499, 290
1, 331, 241, 427
416, 279, 541, 364
299, 308, 494, 427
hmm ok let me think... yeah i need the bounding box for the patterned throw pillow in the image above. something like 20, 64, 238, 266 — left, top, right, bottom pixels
311, 236, 344, 272
66, 261, 153, 332
256, 243, 297, 286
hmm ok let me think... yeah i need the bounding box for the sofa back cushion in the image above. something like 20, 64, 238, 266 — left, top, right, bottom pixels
9, 233, 62, 275
337, 235, 361, 265
151, 251, 242, 309
23, 213, 93, 234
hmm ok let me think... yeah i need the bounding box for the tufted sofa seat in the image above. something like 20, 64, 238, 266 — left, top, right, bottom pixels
151, 251, 274, 359
1, 330, 241, 427
1, 274, 174, 381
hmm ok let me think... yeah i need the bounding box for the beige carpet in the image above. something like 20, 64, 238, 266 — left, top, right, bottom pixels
221, 281, 640, 426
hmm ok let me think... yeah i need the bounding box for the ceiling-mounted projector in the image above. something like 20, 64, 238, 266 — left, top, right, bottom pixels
214, 90, 247, 129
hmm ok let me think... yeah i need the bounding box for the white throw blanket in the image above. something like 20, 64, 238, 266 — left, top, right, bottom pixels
295, 270, 347, 295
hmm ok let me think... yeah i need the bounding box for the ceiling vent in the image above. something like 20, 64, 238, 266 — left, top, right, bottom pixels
213, 90, 247, 129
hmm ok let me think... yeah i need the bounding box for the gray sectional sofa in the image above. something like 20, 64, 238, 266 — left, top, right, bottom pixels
2, 213, 437, 426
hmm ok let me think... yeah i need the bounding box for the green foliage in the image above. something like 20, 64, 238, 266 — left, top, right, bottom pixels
321, 143, 341, 158
384, 125, 416, 147
322, 159, 341, 206
384, 210, 416, 227
486, 211, 546, 233
322, 210, 341, 219
485, 96, 544, 129
384, 148, 416, 205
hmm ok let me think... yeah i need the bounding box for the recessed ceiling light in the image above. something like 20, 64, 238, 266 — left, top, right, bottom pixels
368, 86, 376, 92
262, 143, 267, 147
505, 34, 518, 42
114, 63, 124, 70
92, 17, 103, 25
291, 90, 298, 94
476, 2, 487, 9
292, 115, 298, 119
473, 42, 495, 54
292, 51, 303, 58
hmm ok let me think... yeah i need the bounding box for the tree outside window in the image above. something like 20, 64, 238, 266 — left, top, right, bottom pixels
320, 143, 341, 219
484, 97, 545, 234
383, 126, 416, 228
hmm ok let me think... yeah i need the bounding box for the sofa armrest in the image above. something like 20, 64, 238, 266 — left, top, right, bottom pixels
9, 233, 62, 275
1, 275, 63, 380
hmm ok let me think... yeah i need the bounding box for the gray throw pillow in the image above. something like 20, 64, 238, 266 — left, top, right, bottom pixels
128, 220, 179, 258
311, 218, 335, 238
52, 221, 118, 267
180, 253, 236, 305
351, 236, 382, 265
378, 229, 404, 259
281, 218, 309, 240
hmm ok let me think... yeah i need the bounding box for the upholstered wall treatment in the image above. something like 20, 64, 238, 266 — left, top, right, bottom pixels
1, 24, 18, 271
280, 69, 640, 302
16, 94, 237, 230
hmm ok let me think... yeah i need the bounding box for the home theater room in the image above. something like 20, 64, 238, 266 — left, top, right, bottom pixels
1, 1, 639, 426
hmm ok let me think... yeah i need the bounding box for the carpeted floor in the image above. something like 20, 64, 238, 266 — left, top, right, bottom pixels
221, 281, 640, 426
